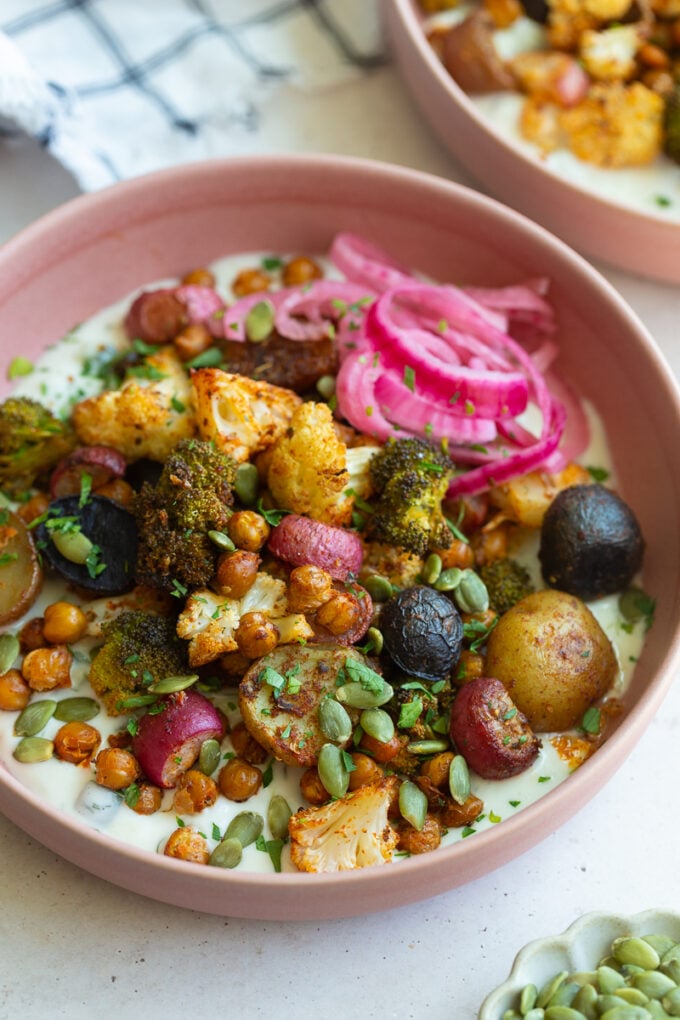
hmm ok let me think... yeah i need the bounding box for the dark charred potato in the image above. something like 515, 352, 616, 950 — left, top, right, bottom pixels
484, 589, 617, 732
380, 586, 463, 682
539, 484, 644, 601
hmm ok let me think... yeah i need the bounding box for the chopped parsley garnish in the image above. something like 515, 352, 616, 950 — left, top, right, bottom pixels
403, 365, 416, 392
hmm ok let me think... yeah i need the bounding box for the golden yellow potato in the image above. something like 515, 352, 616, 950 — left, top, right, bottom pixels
484, 589, 617, 732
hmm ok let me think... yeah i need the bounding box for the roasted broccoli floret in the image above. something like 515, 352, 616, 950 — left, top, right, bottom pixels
664, 87, 680, 165
134, 438, 236, 592
478, 557, 535, 616
0, 396, 76, 495
368, 438, 454, 556
88, 609, 189, 715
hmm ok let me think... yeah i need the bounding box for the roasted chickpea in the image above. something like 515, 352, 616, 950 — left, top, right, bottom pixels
287, 564, 333, 613
419, 751, 455, 791
219, 650, 252, 679
93, 478, 135, 508
95, 747, 141, 790
107, 729, 132, 749
18, 617, 46, 653
639, 42, 670, 69
226, 510, 270, 552
172, 769, 219, 814
43, 601, 88, 644
229, 720, 268, 764
231, 267, 271, 298
472, 524, 509, 565
315, 590, 361, 636
182, 266, 216, 288
54, 721, 101, 764
0, 669, 31, 711
281, 255, 323, 287
218, 757, 262, 801
16, 492, 50, 526
397, 815, 442, 855
235, 612, 279, 659
129, 782, 163, 816
299, 767, 329, 806
461, 608, 497, 632
433, 538, 475, 571
359, 731, 403, 764
21, 645, 72, 691
214, 549, 260, 598
173, 322, 214, 362
455, 649, 486, 684
483, 0, 522, 28
164, 825, 210, 864
348, 752, 384, 790
443, 493, 489, 534
439, 793, 484, 828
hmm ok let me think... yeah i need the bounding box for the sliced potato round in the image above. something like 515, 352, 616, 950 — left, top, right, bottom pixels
0, 510, 43, 626
239, 644, 365, 767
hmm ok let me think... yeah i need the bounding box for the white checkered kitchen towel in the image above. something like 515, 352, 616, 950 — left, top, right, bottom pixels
0, 0, 384, 190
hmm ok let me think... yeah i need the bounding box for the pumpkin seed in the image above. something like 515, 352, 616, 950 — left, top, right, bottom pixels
51, 528, 93, 564
208, 530, 236, 552
316, 374, 336, 401
148, 674, 199, 694
14, 699, 57, 737
599, 1008, 656, 1019
364, 627, 384, 655
662, 946, 680, 983
434, 567, 462, 592
406, 739, 450, 755
245, 299, 275, 342
632, 971, 676, 999
644, 937, 677, 959
598, 996, 628, 1012
267, 794, 292, 840
537, 973, 569, 1008
613, 938, 661, 971
0, 633, 20, 675
224, 811, 264, 848
502, 1012, 523, 1020
197, 738, 221, 776
234, 462, 259, 506
53, 696, 100, 722
448, 754, 470, 805
614, 988, 650, 1006
398, 779, 427, 831
209, 837, 242, 869
318, 697, 353, 744
572, 983, 598, 1019
544, 1008, 586, 1020
598, 966, 626, 994
524, 1011, 546, 1020
13, 736, 54, 763
647, 1001, 672, 1019
452, 568, 489, 614
335, 679, 393, 710
549, 982, 580, 1007
362, 574, 394, 603
422, 553, 442, 585
360, 707, 394, 744
520, 984, 538, 1013
317, 742, 350, 799
662, 988, 680, 1016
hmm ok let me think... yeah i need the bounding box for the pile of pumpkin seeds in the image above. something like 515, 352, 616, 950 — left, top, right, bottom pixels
501, 933, 680, 1019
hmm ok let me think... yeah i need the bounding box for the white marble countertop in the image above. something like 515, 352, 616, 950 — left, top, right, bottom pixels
1, 62, 679, 1020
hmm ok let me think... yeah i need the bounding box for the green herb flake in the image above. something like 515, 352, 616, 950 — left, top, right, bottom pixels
581, 706, 601, 735
655, 194, 672, 208
509, 800, 521, 808
403, 365, 416, 393
0, 552, 18, 567
343, 657, 384, 693
398, 697, 423, 730
587, 465, 610, 483
171, 395, 186, 413
170, 578, 188, 599
262, 256, 283, 271
78, 472, 93, 509
7, 356, 34, 380
211, 822, 222, 841
537, 775, 551, 784
489, 811, 501, 823
123, 783, 140, 808
185, 347, 224, 370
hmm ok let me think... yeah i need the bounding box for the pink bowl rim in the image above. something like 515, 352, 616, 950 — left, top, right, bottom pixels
0, 153, 679, 919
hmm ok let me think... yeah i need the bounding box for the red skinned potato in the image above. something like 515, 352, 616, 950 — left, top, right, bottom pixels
449, 677, 540, 780
267, 514, 363, 581
50, 445, 127, 499
131, 689, 225, 788
0, 510, 43, 625
441, 11, 516, 94
124, 288, 188, 343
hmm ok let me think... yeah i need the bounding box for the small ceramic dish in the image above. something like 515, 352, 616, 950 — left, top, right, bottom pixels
384, 0, 680, 284
479, 909, 680, 1018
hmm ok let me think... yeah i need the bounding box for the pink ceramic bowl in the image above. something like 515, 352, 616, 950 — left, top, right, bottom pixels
0, 155, 679, 920
384, 0, 680, 284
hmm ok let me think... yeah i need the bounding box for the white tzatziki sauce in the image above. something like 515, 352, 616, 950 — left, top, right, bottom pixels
426, 7, 680, 220
0, 253, 648, 874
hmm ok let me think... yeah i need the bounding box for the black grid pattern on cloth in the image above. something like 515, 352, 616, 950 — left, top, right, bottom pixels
1, 0, 385, 183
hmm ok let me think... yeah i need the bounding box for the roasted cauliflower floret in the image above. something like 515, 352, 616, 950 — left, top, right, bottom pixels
288, 777, 399, 873
267, 401, 357, 527
579, 25, 640, 82
191, 368, 301, 463
560, 82, 664, 168
72, 345, 195, 461
359, 539, 424, 589
546, 0, 630, 50
488, 462, 591, 528
176, 572, 313, 666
